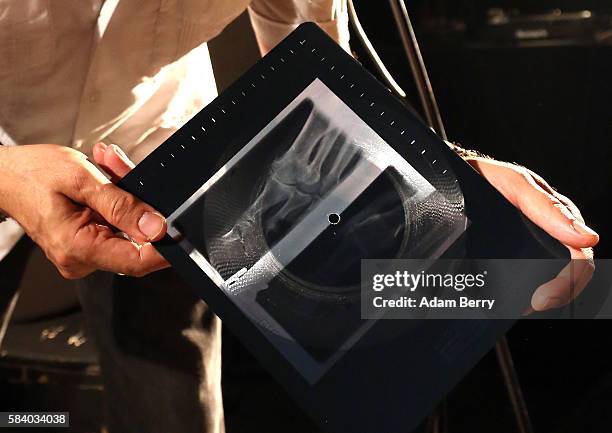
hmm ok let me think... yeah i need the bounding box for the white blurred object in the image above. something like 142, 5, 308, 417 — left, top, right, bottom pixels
0, 220, 24, 263
0, 128, 24, 263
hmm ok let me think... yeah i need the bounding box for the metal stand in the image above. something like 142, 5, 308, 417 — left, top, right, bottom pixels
387, 0, 447, 141
496, 336, 535, 433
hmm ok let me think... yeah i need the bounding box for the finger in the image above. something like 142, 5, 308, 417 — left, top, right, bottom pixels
93, 142, 134, 182
311, 128, 340, 174
468, 159, 599, 249
92, 142, 108, 167
99, 240, 170, 276
553, 191, 584, 223
327, 132, 356, 175
525, 168, 586, 223
525, 167, 557, 195
103, 144, 134, 179
76, 227, 170, 276
516, 179, 598, 249
531, 247, 595, 311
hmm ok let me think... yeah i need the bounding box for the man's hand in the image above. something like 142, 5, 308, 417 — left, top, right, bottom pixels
466, 157, 599, 312
0, 143, 169, 279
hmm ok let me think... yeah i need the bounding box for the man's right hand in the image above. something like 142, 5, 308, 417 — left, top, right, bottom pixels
0, 144, 169, 279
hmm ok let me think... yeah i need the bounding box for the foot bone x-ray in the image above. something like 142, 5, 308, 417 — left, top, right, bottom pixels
167, 79, 468, 382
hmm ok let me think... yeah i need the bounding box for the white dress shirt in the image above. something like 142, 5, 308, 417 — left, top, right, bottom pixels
0, 0, 349, 261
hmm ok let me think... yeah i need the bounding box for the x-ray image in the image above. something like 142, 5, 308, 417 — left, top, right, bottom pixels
167, 79, 467, 383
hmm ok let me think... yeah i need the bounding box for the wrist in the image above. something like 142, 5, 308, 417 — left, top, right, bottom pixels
445, 140, 492, 161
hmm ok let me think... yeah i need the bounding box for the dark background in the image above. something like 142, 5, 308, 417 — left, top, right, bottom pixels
353, 2, 612, 432
351, 2, 612, 432
352, 0, 612, 258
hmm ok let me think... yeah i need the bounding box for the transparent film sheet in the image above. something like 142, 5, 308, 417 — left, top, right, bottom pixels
167, 79, 468, 383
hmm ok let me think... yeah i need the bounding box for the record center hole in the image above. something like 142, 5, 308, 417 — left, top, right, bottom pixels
328, 213, 341, 225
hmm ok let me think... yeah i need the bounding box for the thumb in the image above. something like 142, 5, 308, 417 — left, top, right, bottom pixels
93, 184, 167, 243
76, 165, 167, 243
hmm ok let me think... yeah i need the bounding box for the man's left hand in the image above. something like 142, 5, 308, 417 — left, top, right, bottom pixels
466, 157, 598, 312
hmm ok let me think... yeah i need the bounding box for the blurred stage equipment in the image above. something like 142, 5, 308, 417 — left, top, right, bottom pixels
481, 8, 610, 45
407, 2, 612, 259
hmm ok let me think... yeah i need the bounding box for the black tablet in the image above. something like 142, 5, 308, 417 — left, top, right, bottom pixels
119, 23, 566, 433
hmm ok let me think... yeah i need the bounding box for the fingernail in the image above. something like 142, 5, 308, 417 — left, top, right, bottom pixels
572, 220, 599, 237
542, 296, 565, 310
95, 142, 108, 153
138, 212, 165, 240
532, 287, 564, 311
111, 144, 130, 162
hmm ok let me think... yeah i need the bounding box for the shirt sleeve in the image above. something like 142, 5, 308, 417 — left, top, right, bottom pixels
247, 0, 350, 54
